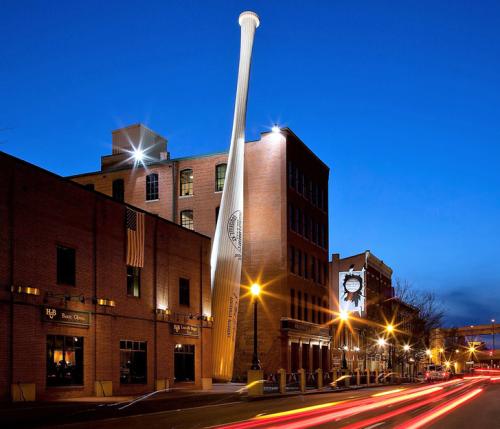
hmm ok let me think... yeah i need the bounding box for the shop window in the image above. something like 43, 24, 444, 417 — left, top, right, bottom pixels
112, 179, 124, 202
179, 278, 190, 306
180, 169, 193, 196
215, 164, 227, 192
180, 210, 194, 230
46, 335, 83, 386
120, 340, 147, 384
127, 266, 141, 297
145, 173, 159, 201
57, 245, 75, 286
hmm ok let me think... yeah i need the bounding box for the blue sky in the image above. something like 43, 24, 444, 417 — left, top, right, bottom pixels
1, 1, 499, 326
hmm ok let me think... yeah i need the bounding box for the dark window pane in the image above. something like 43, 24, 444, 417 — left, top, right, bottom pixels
180, 210, 193, 230
127, 266, 140, 297
179, 278, 190, 306
112, 179, 125, 202
290, 289, 295, 319
120, 340, 147, 384
57, 245, 75, 286
146, 173, 159, 201
84, 183, 95, 191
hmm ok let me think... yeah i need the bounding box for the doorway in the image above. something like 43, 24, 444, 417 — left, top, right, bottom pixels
174, 344, 195, 382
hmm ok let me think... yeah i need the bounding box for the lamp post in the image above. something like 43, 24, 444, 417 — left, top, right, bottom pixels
385, 324, 394, 371
340, 310, 349, 370
250, 283, 261, 370
492, 319, 496, 369
403, 344, 411, 378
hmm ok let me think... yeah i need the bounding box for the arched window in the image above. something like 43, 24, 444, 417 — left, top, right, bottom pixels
215, 164, 227, 192
145, 173, 158, 201
180, 210, 194, 230
180, 169, 193, 196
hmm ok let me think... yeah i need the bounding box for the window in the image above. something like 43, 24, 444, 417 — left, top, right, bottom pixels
127, 266, 140, 297
297, 291, 302, 320
323, 300, 328, 323
46, 335, 83, 386
288, 161, 294, 188
289, 204, 295, 231
57, 245, 75, 285
304, 293, 308, 321
298, 171, 303, 195
179, 278, 190, 306
297, 208, 302, 235
290, 246, 295, 274
297, 250, 302, 277
180, 210, 194, 230
311, 296, 316, 323
304, 254, 308, 279
215, 164, 227, 192
311, 257, 316, 282
146, 173, 159, 201
290, 289, 295, 319
112, 179, 124, 202
120, 340, 147, 384
84, 183, 94, 191
180, 169, 193, 196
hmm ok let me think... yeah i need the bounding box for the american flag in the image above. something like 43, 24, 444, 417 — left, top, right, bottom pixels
126, 208, 145, 267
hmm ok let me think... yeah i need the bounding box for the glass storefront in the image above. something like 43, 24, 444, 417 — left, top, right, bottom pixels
120, 340, 147, 384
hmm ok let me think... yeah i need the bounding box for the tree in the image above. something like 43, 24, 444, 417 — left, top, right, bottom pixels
394, 278, 445, 337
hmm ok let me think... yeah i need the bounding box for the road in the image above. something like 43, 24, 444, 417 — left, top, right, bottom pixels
57, 376, 499, 429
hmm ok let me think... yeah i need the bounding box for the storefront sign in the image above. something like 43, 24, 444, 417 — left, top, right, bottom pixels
41, 307, 90, 327
171, 323, 200, 337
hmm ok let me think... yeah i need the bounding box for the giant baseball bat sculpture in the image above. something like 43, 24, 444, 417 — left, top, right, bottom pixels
211, 11, 260, 381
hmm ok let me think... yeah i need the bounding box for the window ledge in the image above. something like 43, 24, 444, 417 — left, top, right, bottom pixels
179, 195, 194, 199
145, 199, 160, 203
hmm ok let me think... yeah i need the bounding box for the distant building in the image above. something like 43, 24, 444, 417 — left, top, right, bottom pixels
70, 124, 331, 379
0, 151, 212, 401
330, 251, 419, 375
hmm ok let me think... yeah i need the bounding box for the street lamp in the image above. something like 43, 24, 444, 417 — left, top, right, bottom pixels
426, 349, 432, 364
340, 310, 349, 370
492, 319, 496, 369
250, 283, 261, 370
385, 324, 394, 370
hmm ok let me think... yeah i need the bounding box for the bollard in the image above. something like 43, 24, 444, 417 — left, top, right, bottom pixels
298, 368, 306, 393
247, 369, 264, 396
345, 370, 350, 387
366, 369, 370, 385
278, 368, 286, 394
356, 369, 360, 386
316, 368, 323, 389
332, 369, 338, 387
375, 369, 379, 384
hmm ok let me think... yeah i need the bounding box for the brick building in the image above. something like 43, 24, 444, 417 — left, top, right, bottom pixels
71, 124, 331, 379
330, 251, 418, 374
0, 151, 212, 401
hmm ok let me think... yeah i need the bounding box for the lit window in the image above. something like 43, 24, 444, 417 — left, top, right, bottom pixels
145, 173, 159, 201
215, 164, 227, 192
46, 335, 83, 386
180, 169, 193, 196
180, 210, 194, 230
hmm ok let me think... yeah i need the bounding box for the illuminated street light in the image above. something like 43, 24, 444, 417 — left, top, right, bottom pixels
271, 125, 281, 134
439, 348, 444, 353
468, 346, 476, 353
377, 338, 387, 347
250, 283, 261, 296
250, 283, 261, 370
133, 148, 144, 162
385, 324, 394, 333
339, 309, 349, 321
455, 349, 460, 353
403, 344, 411, 352
426, 349, 432, 356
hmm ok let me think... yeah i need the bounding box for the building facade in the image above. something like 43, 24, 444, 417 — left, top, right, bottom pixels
330, 251, 419, 375
0, 151, 212, 401
71, 124, 331, 379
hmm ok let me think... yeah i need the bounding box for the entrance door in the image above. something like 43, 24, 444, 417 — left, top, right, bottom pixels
174, 344, 195, 382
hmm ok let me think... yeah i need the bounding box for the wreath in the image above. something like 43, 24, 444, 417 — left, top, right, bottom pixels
343, 274, 364, 307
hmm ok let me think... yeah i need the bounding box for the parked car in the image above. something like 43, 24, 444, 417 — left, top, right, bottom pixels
425, 365, 450, 382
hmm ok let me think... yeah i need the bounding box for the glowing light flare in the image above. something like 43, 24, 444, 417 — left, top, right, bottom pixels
254, 401, 343, 420
271, 125, 281, 133
403, 344, 411, 352
339, 309, 349, 321
394, 388, 483, 429
377, 338, 387, 347
386, 324, 394, 333
250, 283, 261, 296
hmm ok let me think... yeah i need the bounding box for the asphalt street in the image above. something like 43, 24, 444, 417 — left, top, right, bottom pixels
54, 377, 499, 429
